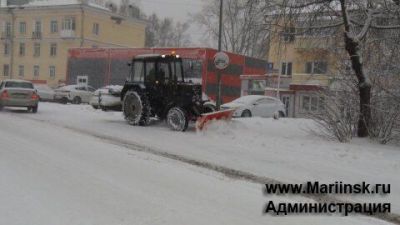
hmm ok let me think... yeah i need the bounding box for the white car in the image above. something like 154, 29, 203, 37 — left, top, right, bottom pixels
221, 95, 286, 118
54, 85, 95, 104
34, 84, 55, 102
89, 85, 122, 111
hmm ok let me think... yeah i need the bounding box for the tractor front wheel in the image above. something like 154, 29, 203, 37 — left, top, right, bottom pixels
167, 107, 189, 132
123, 91, 150, 126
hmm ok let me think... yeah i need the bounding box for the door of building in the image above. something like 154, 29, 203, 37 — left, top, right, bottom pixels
281, 95, 291, 117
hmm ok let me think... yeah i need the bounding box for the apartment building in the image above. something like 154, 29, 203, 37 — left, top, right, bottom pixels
241, 16, 344, 118
0, 0, 146, 87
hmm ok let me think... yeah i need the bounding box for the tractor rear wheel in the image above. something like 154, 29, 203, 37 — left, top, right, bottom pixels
123, 91, 150, 126
167, 107, 189, 132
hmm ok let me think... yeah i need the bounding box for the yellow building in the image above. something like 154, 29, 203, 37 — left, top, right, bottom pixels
0, 1, 146, 87
262, 22, 343, 117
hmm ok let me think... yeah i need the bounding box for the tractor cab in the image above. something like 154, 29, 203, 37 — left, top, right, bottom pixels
129, 54, 184, 85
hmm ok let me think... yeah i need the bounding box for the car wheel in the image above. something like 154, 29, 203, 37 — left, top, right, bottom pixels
100, 106, 108, 111
0, 104, 3, 111
32, 105, 38, 113
167, 107, 189, 132
279, 111, 285, 118
241, 110, 252, 118
60, 97, 68, 104
123, 90, 150, 126
72, 96, 82, 104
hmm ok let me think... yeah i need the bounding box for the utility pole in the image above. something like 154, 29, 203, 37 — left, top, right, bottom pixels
216, 0, 223, 110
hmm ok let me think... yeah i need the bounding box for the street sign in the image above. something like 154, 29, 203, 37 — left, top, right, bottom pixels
214, 52, 230, 70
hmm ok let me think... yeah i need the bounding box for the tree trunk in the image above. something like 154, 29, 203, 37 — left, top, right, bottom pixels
344, 33, 372, 137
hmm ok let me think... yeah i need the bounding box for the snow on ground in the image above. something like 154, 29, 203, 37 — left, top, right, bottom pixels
0, 103, 399, 224
0, 108, 388, 225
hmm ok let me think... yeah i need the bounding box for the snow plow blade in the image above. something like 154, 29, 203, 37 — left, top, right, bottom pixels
196, 109, 236, 131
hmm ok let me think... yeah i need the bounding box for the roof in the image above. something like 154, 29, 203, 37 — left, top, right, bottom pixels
5, 0, 110, 11
134, 54, 180, 60
2, 79, 32, 83
135, 54, 162, 59
1, 1, 147, 26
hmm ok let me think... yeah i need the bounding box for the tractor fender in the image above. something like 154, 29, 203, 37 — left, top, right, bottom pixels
121, 83, 145, 101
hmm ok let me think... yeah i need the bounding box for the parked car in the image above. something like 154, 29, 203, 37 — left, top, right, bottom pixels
221, 95, 286, 118
34, 84, 55, 102
90, 85, 123, 111
0, 79, 39, 113
54, 85, 95, 104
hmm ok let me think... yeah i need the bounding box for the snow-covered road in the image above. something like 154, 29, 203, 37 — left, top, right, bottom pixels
0, 103, 398, 225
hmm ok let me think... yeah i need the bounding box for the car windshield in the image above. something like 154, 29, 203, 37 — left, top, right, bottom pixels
5, 81, 34, 89
232, 95, 263, 104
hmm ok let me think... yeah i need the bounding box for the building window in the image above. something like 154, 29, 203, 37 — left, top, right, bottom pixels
32, 21, 42, 39
33, 43, 40, 57
33, 65, 40, 77
267, 63, 274, 70
301, 95, 325, 112
305, 61, 328, 74
49, 66, 56, 79
4, 42, 10, 56
50, 20, 58, 33
19, 22, 26, 34
5, 22, 12, 36
3, 64, 10, 77
283, 27, 296, 42
34, 20, 42, 32
18, 65, 24, 77
50, 43, 57, 56
92, 23, 99, 35
62, 17, 76, 30
281, 62, 292, 75
19, 43, 25, 56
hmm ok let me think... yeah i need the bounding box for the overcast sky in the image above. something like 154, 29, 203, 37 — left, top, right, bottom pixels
116, 0, 207, 45
136, 0, 203, 22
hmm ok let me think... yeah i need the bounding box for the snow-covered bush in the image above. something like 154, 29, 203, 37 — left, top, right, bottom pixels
308, 78, 359, 143
368, 76, 400, 144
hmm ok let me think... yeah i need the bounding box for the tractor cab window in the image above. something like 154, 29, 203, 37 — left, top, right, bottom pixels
145, 61, 156, 82
158, 62, 171, 83
171, 60, 183, 82
132, 61, 144, 82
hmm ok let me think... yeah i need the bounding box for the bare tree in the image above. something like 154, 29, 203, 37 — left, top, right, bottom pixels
269, 0, 400, 138
118, 0, 144, 19
194, 0, 270, 58
105, 0, 118, 13
145, 13, 191, 47
171, 22, 191, 47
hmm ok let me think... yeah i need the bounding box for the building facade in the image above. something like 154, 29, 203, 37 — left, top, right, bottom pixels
240, 17, 344, 118
0, 1, 146, 87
